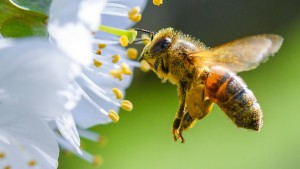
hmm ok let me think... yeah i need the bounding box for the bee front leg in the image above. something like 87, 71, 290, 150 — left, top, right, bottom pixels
172, 81, 189, 142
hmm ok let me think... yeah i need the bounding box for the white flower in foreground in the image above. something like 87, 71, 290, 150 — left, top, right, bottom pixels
0, 0, 149, 167
59, 0, 148, 163
0, 39, 78, 169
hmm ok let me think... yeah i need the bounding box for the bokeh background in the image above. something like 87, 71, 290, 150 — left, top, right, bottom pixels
59, 0, 300, 168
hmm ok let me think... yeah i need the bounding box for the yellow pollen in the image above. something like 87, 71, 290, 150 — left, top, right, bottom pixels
95, 49, 102, 55
121, 63, 132, 75
112, 88, 123, 99
112, 54, 121, 63
98, 43, 106, 49
63, 150, 73, 156
0, 152, 5, 159
119, 35, 129, 47
141, 34, 151, 45
128, 7, 140, 18
153, 0, 163, 6
121, 100, 133, 111
3, 165, 10, 169
28, 160, 37, 167
93, 59, 103, 67
131, 14, 142, 22
110, 70, 123, 81
140, 60, 151, 72
108, 110, 119, 123
127, 48, 138, 60
93, 155, 103, 166
128, 7, 142, 22
97, 136, 107, 145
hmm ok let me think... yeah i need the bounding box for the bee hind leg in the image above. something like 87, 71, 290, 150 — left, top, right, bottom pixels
178, 112, 197, 143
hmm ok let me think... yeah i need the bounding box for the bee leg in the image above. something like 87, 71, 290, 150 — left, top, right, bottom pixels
200, 98, 214, 120
177, 97, 214, 143
172, 81, 189, 142
178, 112, 196, 143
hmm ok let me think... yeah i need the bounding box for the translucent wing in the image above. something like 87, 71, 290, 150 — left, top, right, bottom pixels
190, 34, 283, 73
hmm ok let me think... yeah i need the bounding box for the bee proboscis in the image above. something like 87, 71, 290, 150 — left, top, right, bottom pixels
136, 28, 283, 143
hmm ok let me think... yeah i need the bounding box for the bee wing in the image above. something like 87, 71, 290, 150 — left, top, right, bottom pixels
190, 34, 283, 73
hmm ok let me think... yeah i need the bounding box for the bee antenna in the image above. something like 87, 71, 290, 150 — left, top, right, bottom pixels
134, 28, 155, 40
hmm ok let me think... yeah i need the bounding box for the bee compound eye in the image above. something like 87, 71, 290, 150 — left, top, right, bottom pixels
150, 38, 172, 54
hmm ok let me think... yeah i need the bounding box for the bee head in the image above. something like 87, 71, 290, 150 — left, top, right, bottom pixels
135, 28, 177, 70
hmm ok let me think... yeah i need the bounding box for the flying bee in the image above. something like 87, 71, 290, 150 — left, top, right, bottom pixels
135, 28, 283, 143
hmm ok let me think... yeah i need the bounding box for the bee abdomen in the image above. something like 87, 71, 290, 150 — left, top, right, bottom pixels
205, 66, 262, 131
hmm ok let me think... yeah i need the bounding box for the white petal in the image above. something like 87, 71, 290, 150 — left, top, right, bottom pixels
55, 112, 81, 154
102, 0, 148, 29
0, 38, 81, 119
0, 106, 59, 169
48, 0, 105, 66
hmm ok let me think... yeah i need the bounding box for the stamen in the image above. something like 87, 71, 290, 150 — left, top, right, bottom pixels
128, 7, 140, 18
112, 54, 121, 63
153, 0, 163, 6
128, 7, 142, 22
95, 49, 102, 55
93, 59, 103, 67
98, 43, 106, 49
108, 110, 119, 123
130, 14, 142, 22
112, 88, 123, 99
0, 152, 5, 159
93, 155, 103, 166
27, 160, 37, 166
110, 70, 123, 81
119, 35, 129, 47
121, 100, 133, 111
140, 60, 151, 72
98, 25, 137, 43
127, 48, 138, 60
121, 63, 132, 75
3, 165, 10, 169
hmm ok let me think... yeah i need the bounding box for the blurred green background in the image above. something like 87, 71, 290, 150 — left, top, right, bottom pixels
59, 0, 300, 169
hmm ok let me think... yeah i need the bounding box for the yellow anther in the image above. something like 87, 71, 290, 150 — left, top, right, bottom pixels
0, 152, 5, 159
131, 14, 142, 22
95, 49, 102, 55
112, 54, 121, 63
119, 35, 129, 47
98, 43, 106, 49
140, 60, 151, 72
28, 160, 37, 166
93, 59, 103, 67
121, 100, 133, 111
97, 136, 107, 145
128, 7, 140, 19
63, 150, 73, 156
3, 165, 10, 169
108, 110, 119, 123
110, 70, 123, 81
153, 0, 163, 6
121, 63, 132, 75
128, 7, 142, 22
93, 155, 103, 166
112, 88, 123, 100
141, 34, 151, 45
127, 48, 138, 60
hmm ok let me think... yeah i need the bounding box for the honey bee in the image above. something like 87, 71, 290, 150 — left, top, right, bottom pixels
135, 28, 283, 143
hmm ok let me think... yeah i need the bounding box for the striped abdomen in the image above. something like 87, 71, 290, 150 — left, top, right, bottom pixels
204, 66, 262, 131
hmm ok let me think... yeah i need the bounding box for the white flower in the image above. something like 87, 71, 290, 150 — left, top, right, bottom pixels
0, 0, 148, 167
0, 38, 77, 169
